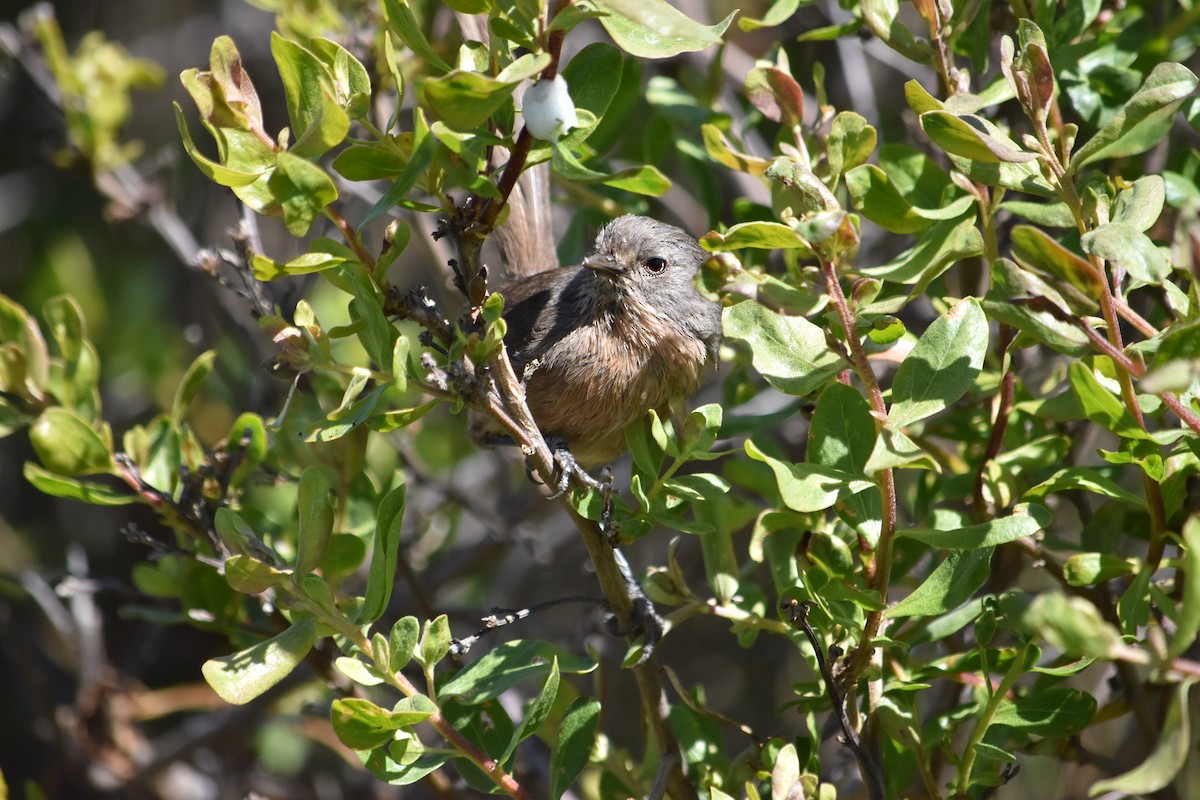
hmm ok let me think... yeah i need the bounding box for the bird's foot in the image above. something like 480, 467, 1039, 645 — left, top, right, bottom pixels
605, 547, 664, 666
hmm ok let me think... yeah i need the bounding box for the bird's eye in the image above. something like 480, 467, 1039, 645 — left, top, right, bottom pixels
643, 256, 668, 273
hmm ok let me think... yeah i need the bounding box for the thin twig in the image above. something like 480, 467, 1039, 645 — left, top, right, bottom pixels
782, 599, 885, 800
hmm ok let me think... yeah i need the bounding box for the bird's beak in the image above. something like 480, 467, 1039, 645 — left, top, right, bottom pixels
582, 253, 625, 278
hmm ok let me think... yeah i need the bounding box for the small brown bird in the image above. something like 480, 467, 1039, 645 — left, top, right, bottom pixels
471, 215, 722, 469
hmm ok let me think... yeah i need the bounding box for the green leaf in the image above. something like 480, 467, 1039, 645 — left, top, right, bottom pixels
861, 217, 983, 285
1024, 466, 1145, 508
21, 462, 133, 505
745, 439, 874, 513
251, 251, 346, 280
1112, 175, 1165, 232
722, 301, 844, 397
990, 687, 1096, 736
381, 0, 450, 72
202, 617, 317, 704
224, 554, 286, 594
550, 697, 601, 799
360, 483, 406, 622
1010, 225, 1100, 305
29, 407, 113, 476
361, 116, 436, 227
439, 641, 597, 704
1089, 681, 1192, 796
808, 382, 875, 476
1073, 62, 1199, 170
169, 350, 216, 425
920, 111, 1036, 163
418, 615, 451, 669
268, 150, 338, 236
270, 33, 349, 159
1061, 552, 1137, 587
745, 67, 805, 127
1018, 592, 1122, 658
389, 616, 420, 673
885, 548, 993, 618
309, 37, 372, 118
331, 696, 436, 750
861, 0, 930, 63
701, 220, 812, 251
594, 0, 735, 58
845, 164, 932, 234
1170, 517, 1200, 659
295, 465, 335, 575
888, 297, 988, 429
738, 0, 799, 31
424, 53, 550, 131
982, 259, 1090, 356
826, 112, 876, 182
1080, 223, 1171, 287
897, 503, 1051, 548
1068, 362, 1153, 441
504, 657, 561, 760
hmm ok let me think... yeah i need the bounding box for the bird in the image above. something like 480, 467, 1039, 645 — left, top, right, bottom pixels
470, 214, 722, 470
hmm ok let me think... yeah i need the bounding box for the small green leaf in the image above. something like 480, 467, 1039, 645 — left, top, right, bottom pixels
885, 548, 993, 618
722, 301, 844, 397
251, 251, 347, 280
888, 297, 988, 429
897, 503, 1051, 548
331, 696, 435, 750
389, 616, 420, 673
738, 0, 799, 31
29, 407, 113, 476
1080, 223, 1171, 287
1010, 225, 1100, 304
1112, 175, 1165, 232
360, 483, 406, 622
202, 617, 317, 704
439, 640, 597, 704
1073, 62, 1199, 170
270, 33, 349, 159
826, 112, 876, 182
861, 217, 983, 285
845, 164, 932, 234
550, 697, 601, 799
1061, 552, 1137, 586
268, 151, 338, 236
990, 687, 1096, 736
1169, 517, 1200, 659
1068, 363, 1153, 441
417, 615, 451, 669
1018, 592, 1121, 658
1024, 467, 1145, 508
1089, 681, 1192, 796
424, 53, 550, 131
701, 220, 812, 251
504, 657, 561, 760
808, 382, 875, 476
224, 554, 286, 594
746, 440, 873, 513
169, 350, 215, 426
920, 111, 1036, 163
594, 0, 735, 59
295, 465, 334, 576
22, 462, 133, 505
982, 259, 1090, 356
381, 0, 450, 72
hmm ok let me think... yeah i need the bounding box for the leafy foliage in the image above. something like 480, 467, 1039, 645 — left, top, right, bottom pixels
4, 0, 1200, 798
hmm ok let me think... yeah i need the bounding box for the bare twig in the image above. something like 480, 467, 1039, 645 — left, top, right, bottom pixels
782, 599, 885, 800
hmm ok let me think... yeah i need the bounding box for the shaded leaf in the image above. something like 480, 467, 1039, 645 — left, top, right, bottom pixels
202, 617, 317, 704
889, 298, 988, 429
